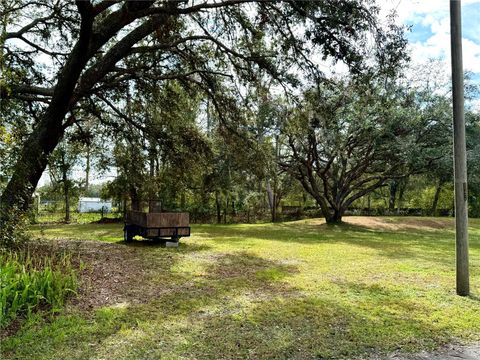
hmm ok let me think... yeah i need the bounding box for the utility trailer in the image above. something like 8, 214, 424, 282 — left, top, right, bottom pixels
124, 211, 190, 244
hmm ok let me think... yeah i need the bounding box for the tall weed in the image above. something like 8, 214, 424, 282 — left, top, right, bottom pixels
0, 251, 78, 327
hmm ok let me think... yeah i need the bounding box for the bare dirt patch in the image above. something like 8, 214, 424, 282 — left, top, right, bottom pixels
347, 216, 453, 231
25, 239, 173, 312
307, 216, 453, 231
386, 342, 480, 360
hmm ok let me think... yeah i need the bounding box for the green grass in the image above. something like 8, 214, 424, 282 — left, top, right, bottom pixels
29, 223, 123, 242
2, 217, 480, 359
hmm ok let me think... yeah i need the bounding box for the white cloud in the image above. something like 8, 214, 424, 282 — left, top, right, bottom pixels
378, 0, 480, 76
471, 98, 480, 111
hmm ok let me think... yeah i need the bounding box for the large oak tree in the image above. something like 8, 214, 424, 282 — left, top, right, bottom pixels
281, 78, 444, 224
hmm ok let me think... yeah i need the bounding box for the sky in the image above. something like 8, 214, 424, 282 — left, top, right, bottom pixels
379, 0, 480, 87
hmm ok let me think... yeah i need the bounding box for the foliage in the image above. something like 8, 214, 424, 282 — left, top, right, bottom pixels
47, 142, 82, 222
467, 111, 480, 217
0, 250, 77, 328
102, 80, 212, 212
0, 1, 479, 225
409, 184, 454, 211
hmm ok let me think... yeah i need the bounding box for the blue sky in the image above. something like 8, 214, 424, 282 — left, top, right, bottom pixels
380, 0, 480, 76
378, 0, 480, 109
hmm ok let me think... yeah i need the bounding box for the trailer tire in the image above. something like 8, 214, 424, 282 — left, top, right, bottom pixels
124, 225, 134, 242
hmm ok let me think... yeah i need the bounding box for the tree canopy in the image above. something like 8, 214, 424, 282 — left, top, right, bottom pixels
0, 0, 406, 223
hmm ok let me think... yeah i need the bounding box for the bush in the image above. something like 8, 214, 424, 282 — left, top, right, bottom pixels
0, 250, 78, 328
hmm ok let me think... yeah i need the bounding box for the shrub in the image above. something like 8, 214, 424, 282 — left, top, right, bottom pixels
0, 250, 78, 328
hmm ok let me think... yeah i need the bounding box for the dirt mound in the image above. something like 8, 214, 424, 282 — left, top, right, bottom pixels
304, 216, 453, 231
345, 216, 453, 231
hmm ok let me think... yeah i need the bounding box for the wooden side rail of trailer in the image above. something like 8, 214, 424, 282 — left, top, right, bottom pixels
124, 211, 191, 243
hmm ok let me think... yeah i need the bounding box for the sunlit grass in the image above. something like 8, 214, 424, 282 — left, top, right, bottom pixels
3, 217, 480, 359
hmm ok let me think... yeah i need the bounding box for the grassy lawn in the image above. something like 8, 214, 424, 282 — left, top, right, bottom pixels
2, 217, 480, 359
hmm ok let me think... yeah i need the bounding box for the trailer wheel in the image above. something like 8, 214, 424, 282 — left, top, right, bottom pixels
124, 225, 134, 242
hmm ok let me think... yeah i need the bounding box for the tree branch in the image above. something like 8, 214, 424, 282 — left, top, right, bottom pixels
74, 13, 170, 101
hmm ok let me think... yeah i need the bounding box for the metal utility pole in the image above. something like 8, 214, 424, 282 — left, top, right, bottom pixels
450, 0, 469, 296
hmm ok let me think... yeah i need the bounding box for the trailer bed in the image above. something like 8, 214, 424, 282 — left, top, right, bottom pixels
124, 211, 190, 242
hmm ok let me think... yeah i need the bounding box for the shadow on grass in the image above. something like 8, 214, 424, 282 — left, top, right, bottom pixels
1, 251, 300, 359
89, 277, 478, 359
168, 279, 480, 359
467, 294, 480, 302
6, 244, 480, 360
115, 239, 212, 255
192, 220, 478, 268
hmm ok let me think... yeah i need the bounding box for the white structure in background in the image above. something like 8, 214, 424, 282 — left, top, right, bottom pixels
78, 197, 112, 213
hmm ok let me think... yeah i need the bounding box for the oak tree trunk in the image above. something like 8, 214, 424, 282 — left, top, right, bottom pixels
325, 208, 343, 224
0, 9, 93, 223
1, 115, 66, 220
